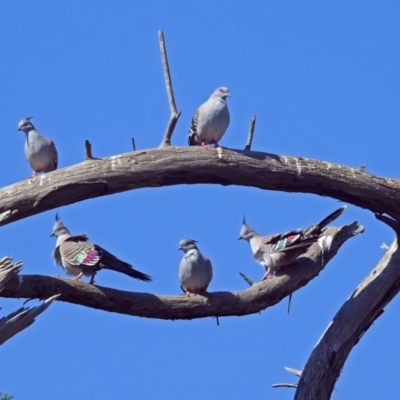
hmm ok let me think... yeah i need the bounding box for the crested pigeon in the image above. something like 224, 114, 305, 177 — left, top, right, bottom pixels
178, 239, 213, 296
188, 87, 230, 147
17, 117, 58, 176
50, 214, 152, 284
238, 206, 347, 281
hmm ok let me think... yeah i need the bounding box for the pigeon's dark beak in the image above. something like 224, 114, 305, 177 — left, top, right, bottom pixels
17, 127, 21, 132
237, 236, 242, 241
50, 233, 55, 237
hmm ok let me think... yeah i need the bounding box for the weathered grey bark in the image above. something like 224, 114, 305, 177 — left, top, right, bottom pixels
0, 257, 59, 345
0, 257, 22, 291
0, 147, 398, 227
0, 224, 361, 320
295, 221, 400, 400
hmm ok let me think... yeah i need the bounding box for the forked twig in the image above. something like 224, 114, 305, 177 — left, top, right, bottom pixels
158, 30, 181, 147
272, 366, 302, 389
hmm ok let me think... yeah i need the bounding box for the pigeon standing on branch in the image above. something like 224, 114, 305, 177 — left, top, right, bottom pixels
50, 214, 152, 284
188, 87, 230, 148
178, 239, 213, 296
238, 206, 347, 281
17, 117, 58, 176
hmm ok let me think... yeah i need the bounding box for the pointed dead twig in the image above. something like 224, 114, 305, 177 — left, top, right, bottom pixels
84, 140, 94, 160
287, 293, 293, 314
272, 383, 298, 389
84, 140, 93, 160
285, 367, 302, 377
84, 140, 101, 160
272, 366, 302, 389
0, 294, 61, 345
239, 272, 255, 286
158, 30, 181, 147
131, 138, 136, 151
244, 115, 256, 151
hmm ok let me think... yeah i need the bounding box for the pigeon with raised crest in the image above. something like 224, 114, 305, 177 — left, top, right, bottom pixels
238, 206, 347, 280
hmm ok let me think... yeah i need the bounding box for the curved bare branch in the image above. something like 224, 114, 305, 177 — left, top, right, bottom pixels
0, 147, 398, 227
295, 234, 400, 400
0, 223, 362, 319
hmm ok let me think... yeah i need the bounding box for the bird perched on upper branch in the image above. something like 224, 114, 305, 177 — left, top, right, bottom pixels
178, 239, 213, 296
238, 206, 347, 281
188, 87, 230, 147
17, 117, 58, 176
50, 214, 152, 284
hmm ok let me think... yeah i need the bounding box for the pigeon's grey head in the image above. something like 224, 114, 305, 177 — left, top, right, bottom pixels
238, 217, 257, 241
178, 239, 199, 252
50, 213, 71, 238
211, 87, 230, 100
17, 117, 34, 133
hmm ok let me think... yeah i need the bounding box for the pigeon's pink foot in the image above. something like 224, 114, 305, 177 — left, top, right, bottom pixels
260, 271, 272, 282
27, 171, 38, 179
73, 272, 83, 281
180, 291, 195, 297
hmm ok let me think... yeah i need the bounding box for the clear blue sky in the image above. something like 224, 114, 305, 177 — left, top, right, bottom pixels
1, 1, 400, 399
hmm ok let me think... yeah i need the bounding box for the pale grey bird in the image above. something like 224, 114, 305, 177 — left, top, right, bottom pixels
188, 87, 230, 147
17, 117, 58, 176
178, 239, 213, 296
238, 206, 347, 281
50, 214, 152, 284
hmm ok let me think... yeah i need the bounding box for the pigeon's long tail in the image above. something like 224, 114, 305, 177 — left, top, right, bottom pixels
100, 250, 152, 282
303, 205, 347, 237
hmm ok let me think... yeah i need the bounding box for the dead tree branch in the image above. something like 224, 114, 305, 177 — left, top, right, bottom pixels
0, 147, 398, 227
295, 235, 400, 400
0, 223, 361, 320
0, 257, 59, 345
0, 294, 60, 345
158, 30, 181, 147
